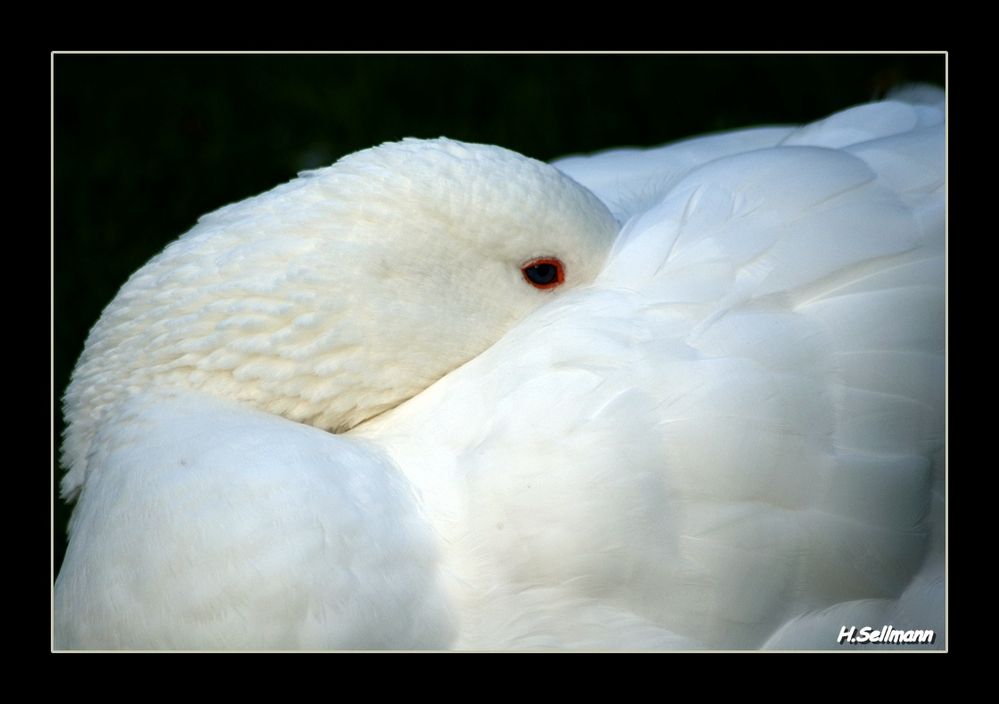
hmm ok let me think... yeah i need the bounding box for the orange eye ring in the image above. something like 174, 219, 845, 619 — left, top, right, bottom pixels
520, 257, 565, 290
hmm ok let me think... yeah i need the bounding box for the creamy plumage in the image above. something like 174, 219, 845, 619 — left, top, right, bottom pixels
56, 92, 945, 650
60, 139, 618, 501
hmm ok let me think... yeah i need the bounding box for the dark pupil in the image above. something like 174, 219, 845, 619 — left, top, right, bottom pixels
526, 264, 557, 285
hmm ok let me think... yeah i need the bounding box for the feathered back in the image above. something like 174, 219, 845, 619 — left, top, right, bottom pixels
361, 91, 944, 648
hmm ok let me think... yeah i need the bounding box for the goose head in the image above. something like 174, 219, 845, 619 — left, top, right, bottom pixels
61, 137, 619, 498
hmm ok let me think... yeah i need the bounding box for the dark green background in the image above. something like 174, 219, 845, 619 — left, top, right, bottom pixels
53, 53, 945, 574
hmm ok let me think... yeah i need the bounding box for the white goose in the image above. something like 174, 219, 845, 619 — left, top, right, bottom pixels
55, 88, 945, 650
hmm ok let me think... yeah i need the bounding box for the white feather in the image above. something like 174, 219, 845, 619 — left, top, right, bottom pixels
57, 89, 945, 650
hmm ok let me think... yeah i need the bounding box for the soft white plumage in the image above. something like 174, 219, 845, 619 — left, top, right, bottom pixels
56, 89, 945, 650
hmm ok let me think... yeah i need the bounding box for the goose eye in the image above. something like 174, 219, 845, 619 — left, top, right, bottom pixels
521, 257, 565, 290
